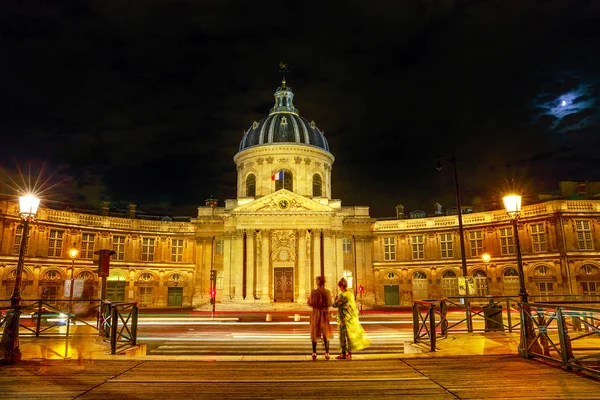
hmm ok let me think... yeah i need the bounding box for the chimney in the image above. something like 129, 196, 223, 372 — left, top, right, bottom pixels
128, 203, 137, 219
101, 201, 110, 216
395, 204, 405, 219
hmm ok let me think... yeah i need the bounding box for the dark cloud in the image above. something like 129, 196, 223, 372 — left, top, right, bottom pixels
1, 0, 599, 217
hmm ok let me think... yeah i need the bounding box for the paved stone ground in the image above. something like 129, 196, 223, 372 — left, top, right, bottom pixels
1, 355, 600, 399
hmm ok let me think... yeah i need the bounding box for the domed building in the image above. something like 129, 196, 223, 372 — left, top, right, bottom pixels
192, 78, 374, 307
1, 79, 599, 311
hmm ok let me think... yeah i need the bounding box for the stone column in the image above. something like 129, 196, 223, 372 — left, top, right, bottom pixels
296, 229, 306, 302
157, 269, 165, 307
335, 232, 344, 284
245, 231, 255, 302
260, 230, 270, 302
323, 230, 335, 291
313, 230, 322, 286
222, 232, 232, 299
232, 231, 244, 301
305, 230, 313, 297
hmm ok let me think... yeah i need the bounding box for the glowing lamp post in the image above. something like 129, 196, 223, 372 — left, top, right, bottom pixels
481, 252, 491, 265
503, 194, 539, 356
66, 246, 79, 337
502, 195, 527, 303
1, 194, 40, 363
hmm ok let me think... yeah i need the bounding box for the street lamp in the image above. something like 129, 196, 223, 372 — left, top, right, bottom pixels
482, 251, 491, 266
1, 193, 40, 363
503, 193, 540, 356
502, 194, 527, 303
437, 153, 472, 331
66, 245, 79, 337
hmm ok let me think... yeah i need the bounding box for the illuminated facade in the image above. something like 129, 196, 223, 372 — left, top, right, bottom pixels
1, 81, 599, 309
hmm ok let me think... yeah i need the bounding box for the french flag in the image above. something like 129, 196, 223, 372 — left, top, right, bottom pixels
271, 170, 284, 181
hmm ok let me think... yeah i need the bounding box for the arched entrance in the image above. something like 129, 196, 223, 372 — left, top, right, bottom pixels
107, 271, 127, 302
383, 270, 400, 306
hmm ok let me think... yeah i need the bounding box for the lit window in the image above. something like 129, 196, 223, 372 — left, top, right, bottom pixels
139, 273, 153, 282
142, 238, 155, 261
312, 174, 322, 197
275, 170, 293, 191
499, 228, 514, 255
215, 239, 224, 255
440, 233, 453, 258
13, 224, 28, 255
113, 235, 125, 261
411, 235, 424, 260
469, 230, 483, 257
81, 233, 96, 259
171, 239, 184, 262
441, 270, 458, 297
342, 238, 352, 254
530, 223, 546, 252
383, 237, 396, 261
48, 229, 64, 257
43, 270, 60, 281
139, 287, 153, 305
246, 174, 256, 197
503, 268, 520, 296
575, 220, 593, 250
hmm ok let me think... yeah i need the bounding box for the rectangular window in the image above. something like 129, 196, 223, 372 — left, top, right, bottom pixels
530, 223, 547, 252
581, 281, 598, 295
342, 238, 353, 254
216, 270, 224, 290
469, 230, 483, 257
113, 235, 125, 261
411, 235, 424, 260
383, 237, 396, 261
48, 229, 64, 257
575, 220, 593, 250
171, 239, 184, 262
440, 233, 453, 258
81, 232, 95, 259
142, 237, 155, 261
13, 225, 27, 255
139, 287, 154, 304
499, 227, 514, 255
215, 239, 224, 255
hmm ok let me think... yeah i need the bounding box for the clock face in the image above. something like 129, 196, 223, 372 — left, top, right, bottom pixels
277, 198, 290, 210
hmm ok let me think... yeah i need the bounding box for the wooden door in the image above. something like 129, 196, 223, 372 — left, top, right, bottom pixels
274, 267, 294, 302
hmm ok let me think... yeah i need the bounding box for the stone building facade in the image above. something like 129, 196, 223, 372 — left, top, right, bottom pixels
1, 80, 599, 310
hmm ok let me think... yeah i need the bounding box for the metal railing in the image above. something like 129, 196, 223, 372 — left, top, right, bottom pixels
0, 299, 138, 356
521, 303, 599, 376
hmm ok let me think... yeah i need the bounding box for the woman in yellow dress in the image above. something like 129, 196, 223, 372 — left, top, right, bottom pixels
332, 277, 371, 359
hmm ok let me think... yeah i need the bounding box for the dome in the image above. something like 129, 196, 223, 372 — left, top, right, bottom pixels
238, 80, 330, 152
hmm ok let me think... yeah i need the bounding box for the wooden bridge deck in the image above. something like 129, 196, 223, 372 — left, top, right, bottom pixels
1, 355, 599, 399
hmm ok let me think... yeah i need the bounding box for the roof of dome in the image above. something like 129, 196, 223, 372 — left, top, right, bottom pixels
238, 79, 330, 152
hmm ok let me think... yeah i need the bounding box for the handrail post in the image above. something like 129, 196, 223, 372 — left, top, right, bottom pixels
506, 298, 513, 333
440, 299, 448, 336
465, 297, 473, 333
412, 303, 420, 343
35, 301, 43, 337
110, 305, 118, 355
429, 303, 436, 352
131, 304, 138, 346
556, 307, 574, 366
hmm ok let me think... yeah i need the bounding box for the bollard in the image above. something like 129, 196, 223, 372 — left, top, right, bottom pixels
294, 314, 300, 322
266, 313, 272, 322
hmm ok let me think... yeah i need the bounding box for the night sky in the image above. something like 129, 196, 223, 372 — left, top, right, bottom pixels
1, 0, 599, 218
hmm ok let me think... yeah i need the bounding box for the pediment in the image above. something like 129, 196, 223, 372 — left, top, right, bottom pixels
232, 190, 334, 213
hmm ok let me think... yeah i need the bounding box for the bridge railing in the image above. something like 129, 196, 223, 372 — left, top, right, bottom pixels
0, 299, 138, 356
521, 302, 599, 376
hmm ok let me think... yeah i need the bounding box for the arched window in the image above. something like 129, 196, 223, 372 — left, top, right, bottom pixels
312, 174, 323, 197
412, 271, 428, 300
503, 268, 520, 296
442, 270, 458, 298
246, 174, 256, 197
275, 170, 293, 191
139, 273, 153, 282
472, 269, 488, 296
579, 264, 599, 299
78, 271, 94, 281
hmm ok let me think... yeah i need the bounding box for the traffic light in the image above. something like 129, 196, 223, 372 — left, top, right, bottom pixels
210, 288, 216, 305
358, 285, 364, 293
